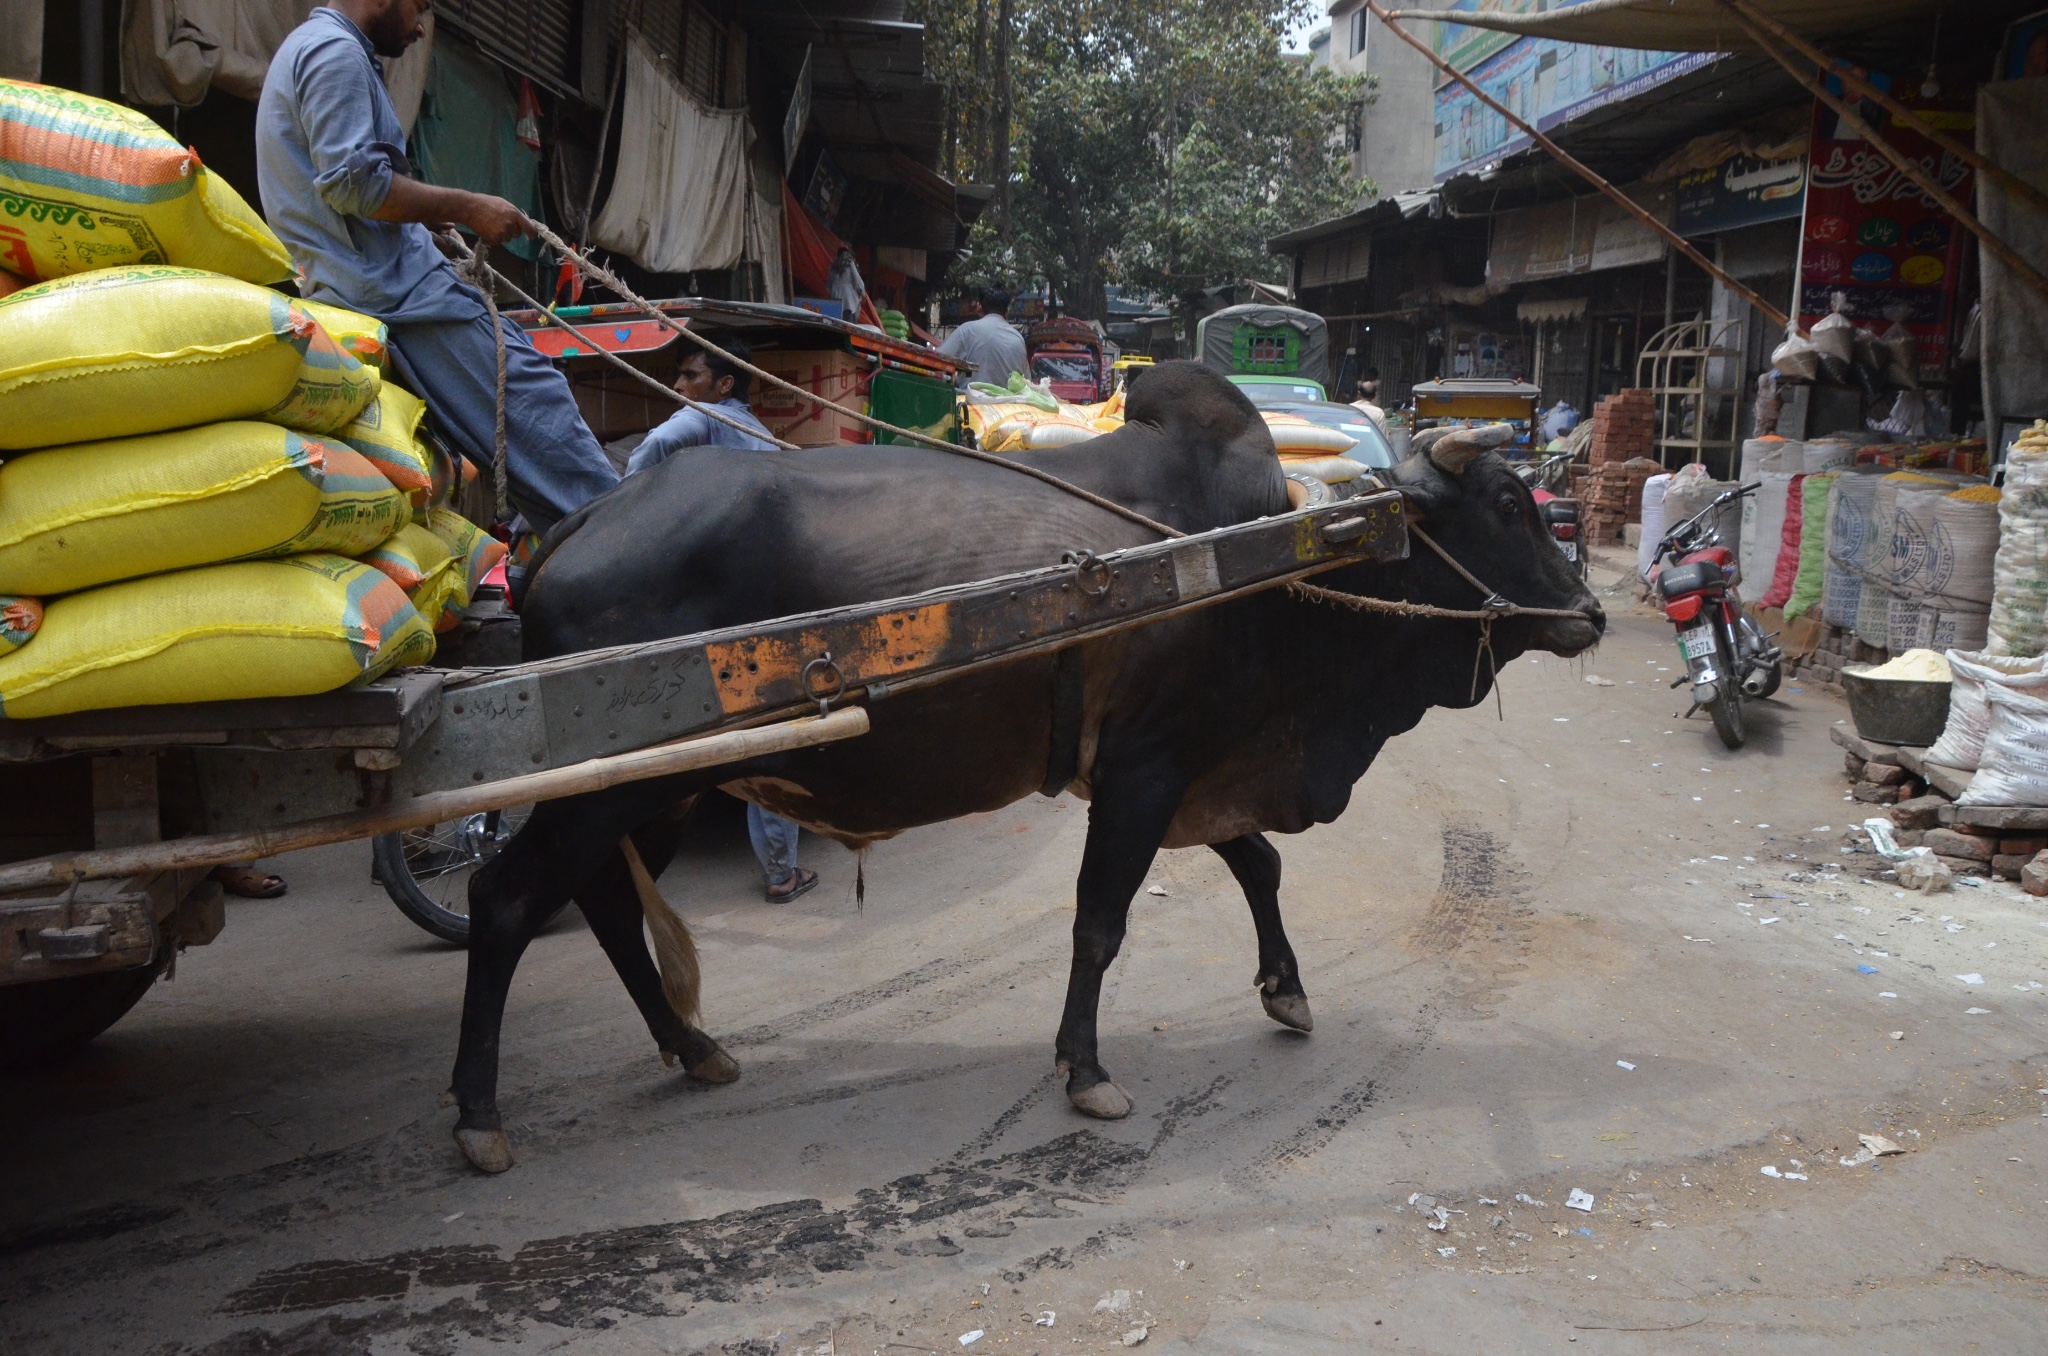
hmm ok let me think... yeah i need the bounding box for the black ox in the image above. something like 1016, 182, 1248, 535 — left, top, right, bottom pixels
448, 362, 1602, 1172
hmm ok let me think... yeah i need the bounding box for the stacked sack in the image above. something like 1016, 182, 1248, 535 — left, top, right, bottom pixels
0, 81, 500, 718
1988, 421, 2048, 658
1859, 470, 1976, 651
1887, 479, 1997, 653
1822, 467, 1884, 629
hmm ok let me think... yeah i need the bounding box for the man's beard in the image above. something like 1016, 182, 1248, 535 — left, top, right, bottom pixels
366, 11, 419, 58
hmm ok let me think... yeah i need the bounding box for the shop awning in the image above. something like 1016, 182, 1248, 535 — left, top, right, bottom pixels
1382, 0, 1941, 52
1517, 298, 1589, 323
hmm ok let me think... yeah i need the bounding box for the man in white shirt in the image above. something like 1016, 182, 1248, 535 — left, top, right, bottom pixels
939, 286, 1027, 391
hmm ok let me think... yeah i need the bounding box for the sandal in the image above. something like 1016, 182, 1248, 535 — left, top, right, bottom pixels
212, 864, 287, 899
764, 866, 818, 903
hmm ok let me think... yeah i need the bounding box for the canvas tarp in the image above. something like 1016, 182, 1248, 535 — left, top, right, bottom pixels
1979, 77, 2048, 436
1382, 0, 1945, 53
591, 37, 752, 275
1198, 305, 1330, 386
411, 34, 542, 260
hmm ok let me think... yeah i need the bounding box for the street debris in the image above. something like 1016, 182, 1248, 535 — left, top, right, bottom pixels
1760, 1165, 1807, 1180
1146, 885, 1169, 896
1034, 1310, 1057, 1327
1564, 1188, 1596, 1212
1515, 1193, 1547, 1207
1958, 973, 1986, 985
1094, 1291, 1132, 1315
1889, 1030, 1906, 1040
1437, 1246, 1457, 1257
1121, 1326, 1150, 1346
1841, 1133, 1907, 1167
1968, 1007, 1993, 1014
1172, 1259, 1191, 1271
1857, 965, 1879, 974
1616, 1060, 1636, 1070
959, 1332, 984, 1347
1585, 675, 1615, 686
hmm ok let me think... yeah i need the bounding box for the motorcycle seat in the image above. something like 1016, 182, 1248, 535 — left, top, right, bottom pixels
1657, 558, 1724, 599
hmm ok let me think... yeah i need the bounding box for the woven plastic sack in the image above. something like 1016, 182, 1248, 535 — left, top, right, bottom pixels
1263, 412, 1357, 457
427, 508, 508, 611
1759, 473, 1806, 609
336, 383, 432, 512
358, 523, 463, 631
1960, 684, 2048, 805
1925, 651, 2048, 770
0, 79, 291, 284
0, 595, 39, 653
1823, 469, 1882, 628
1743, 471, 1797, 588
0, 554, 433, 718
0, 267, 377, 448
1784, 472, 1837, 620
1989, 429, 2048, 657
1636, 472, 1671, 583
0, 424, 406, 595
296, 297, 388, 369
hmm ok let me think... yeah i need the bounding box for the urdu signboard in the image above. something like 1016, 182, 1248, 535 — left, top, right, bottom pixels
1674, 152, 1807, 235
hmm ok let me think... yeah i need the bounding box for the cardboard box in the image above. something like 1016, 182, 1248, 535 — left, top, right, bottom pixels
753, 349, 872, 446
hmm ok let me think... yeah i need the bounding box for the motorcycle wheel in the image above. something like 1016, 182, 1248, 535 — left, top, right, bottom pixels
1709, 627, 1746, 749
372, 805, 533, 946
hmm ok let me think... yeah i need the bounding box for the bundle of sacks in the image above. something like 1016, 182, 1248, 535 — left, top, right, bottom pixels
965, 376, 1102, 452
0, 80, 503, 719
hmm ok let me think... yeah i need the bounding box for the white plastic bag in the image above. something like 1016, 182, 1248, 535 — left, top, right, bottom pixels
1959, 684, 2048, 805
1988, 436, 2048, 657
1925, 650, 2048, 770
1637, 472, 1672, 583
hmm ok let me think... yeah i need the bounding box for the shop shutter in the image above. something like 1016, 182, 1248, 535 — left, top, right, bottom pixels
608, 0, 726, 106
433, 0, 579, 94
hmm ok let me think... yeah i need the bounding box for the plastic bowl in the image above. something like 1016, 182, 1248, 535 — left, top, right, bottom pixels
1841, 667, 1952, 747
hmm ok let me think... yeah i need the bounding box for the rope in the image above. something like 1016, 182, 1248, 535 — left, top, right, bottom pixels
522, 216, 1186, 541
456, 246, 512, 521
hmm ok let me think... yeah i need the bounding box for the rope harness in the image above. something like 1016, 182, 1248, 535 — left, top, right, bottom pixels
455, 222, 1592, 700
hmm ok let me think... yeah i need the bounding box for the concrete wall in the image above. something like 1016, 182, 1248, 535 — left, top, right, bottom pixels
1324, 0, 1444, 198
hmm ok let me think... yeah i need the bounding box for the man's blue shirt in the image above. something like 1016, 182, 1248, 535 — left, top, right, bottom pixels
625, 399, 779, 475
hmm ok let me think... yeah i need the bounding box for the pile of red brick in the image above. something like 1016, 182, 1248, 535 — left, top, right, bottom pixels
1589, 388, 1656, 465
1580, 457, 1662, 545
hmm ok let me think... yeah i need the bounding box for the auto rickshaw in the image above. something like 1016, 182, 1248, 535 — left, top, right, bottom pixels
1196, 304, 1331, 399
1408, 376, 1543, 450
1026, 317, 1109, 403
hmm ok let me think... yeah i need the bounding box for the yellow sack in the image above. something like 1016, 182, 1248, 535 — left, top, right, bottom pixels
967, 400, 1098, 453
296, 297, 388, 369
0, 595, 39, 653
0, 424, 408, 596
336, 383, 432, 512
358, 523, 464, 631
0, 267, 378, 448
0, 554, 435, 719
0, 80, 291, 284
427, 508, 508, 609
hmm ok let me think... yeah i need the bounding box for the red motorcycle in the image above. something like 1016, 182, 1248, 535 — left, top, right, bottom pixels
1517, 453, 1586, 581
1652, 482, 1782, 749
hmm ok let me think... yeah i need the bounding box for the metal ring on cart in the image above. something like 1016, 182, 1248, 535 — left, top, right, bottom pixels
801, 652, 847, 714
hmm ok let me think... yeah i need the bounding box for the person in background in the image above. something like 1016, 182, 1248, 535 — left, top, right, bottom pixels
256, 0, 618, 535
939, 285, 1027, 391
1349, 365, 1389, 439
620, 340, 819, 904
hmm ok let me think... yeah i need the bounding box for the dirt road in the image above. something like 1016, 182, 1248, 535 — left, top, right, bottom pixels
6, 557, 2046, 1353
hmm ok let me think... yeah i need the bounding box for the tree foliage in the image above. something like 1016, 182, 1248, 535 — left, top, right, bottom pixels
909, 0, 1373, 317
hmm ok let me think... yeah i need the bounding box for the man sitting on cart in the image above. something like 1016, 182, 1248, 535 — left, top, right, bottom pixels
622, 342, 819, 903
257, 0, 619, 533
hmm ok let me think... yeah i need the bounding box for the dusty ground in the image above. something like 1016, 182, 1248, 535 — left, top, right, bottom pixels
5, 551, 2048, 1354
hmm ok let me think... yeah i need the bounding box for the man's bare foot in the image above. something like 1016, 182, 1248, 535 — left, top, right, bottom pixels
212, 864, 286, 898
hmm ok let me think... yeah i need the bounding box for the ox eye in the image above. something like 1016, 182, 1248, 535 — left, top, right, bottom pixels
1496, 493, 1521, 519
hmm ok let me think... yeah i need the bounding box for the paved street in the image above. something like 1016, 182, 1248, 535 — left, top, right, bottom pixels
6, 556, 2046, 1353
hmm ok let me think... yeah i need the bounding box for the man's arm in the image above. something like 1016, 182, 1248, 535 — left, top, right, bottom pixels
371, 176, 529, 247
623, 408, 713, 475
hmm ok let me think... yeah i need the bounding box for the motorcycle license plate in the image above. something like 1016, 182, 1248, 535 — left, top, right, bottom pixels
1678, 626, 1717, 660
1555, 539, 1578, 561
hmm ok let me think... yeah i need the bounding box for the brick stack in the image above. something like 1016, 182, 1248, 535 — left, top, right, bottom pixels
1589, 389, 1656, 466
1580, 457, 1662, 545
1789, 623, 1889, 696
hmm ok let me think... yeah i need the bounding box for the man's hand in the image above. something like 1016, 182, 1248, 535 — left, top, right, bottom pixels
459, 194, 532, 247
372, 177, 531, 246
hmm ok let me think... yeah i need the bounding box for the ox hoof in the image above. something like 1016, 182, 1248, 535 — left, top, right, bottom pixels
1068, 1079, 1134, 1120
683, 1046, 741, 1085
455, 1127, 514, 1174
1261, 991, 1315, 1033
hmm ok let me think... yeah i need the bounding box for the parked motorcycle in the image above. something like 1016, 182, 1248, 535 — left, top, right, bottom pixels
1515, 453, 1586, 581
1651, 482, 1783, 749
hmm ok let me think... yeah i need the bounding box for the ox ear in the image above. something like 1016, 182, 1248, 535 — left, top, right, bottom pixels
1422, 422, 1516, 477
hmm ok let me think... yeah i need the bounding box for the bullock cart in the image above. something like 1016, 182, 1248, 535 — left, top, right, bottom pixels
0, 492, 1408, 1063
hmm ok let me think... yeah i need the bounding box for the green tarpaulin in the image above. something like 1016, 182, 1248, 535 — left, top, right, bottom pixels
409, 37, 541, 260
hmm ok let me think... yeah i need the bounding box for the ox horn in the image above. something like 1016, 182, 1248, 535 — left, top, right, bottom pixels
1420, 422, 1515, 477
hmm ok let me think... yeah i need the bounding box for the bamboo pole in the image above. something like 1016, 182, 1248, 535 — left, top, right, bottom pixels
0, 709, 870, 894
1720, 0, 2048, 218
1363, 1, 1795, 332
1717, 3, 2048, 307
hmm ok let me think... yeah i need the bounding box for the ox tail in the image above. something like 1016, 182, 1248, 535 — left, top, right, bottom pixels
620, 835, 702, 1026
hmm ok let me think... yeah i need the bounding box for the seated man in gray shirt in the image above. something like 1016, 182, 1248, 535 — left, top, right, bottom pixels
938, 285, 1027, 391
624, 341, 818, 903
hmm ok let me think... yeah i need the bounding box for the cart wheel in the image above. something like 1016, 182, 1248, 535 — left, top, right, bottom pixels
0, 949, 169, 1070
373, 806, 533, 946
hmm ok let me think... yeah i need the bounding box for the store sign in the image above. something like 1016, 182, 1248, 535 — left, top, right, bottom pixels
1430, 0, 1546, 78
1675, 152, 1807, 235
1434, 36, 1715, 182
1488, 184, 1673, 286
1796, 95, 1973, 379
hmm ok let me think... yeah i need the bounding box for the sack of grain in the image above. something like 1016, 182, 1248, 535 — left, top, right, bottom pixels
1823, 469, 1883, 628
358, 523, 463, 631
0, 267, 378, 448
1785, 471, 1837, 621
0, 554, 434, 718
296, 297, 387, 369
1636, 472, 1672, 583
0, 424, 408, 596
1659, 469, 1743, 578
335, 383, 432, 513
427, 508, 508, 612
1988, 423, 2048, 657
1742, 471, 1797, 590
1804, 437, 1856, 473
1857, 472, 1948, 647
0, 79, 291, 284
1926, 651, 2048, 770
1759, 473, 1807, 609
0, 595, 39, 653
1961, 684, 2048, 805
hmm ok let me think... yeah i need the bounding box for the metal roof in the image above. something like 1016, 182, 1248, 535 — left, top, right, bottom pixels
1381, 0, 1945, 51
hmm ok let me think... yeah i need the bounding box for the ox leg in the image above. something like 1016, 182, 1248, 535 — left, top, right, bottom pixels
1055, 773, 1185, 1120
575, 805, 740, 1083
1212, 833, 1312, 1033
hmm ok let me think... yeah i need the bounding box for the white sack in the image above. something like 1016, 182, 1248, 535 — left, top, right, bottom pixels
1960, 684, 2048, 806
1988, 441, 2048, 657
1637, 473, 1672, 582
1926, 650, 2048, 771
